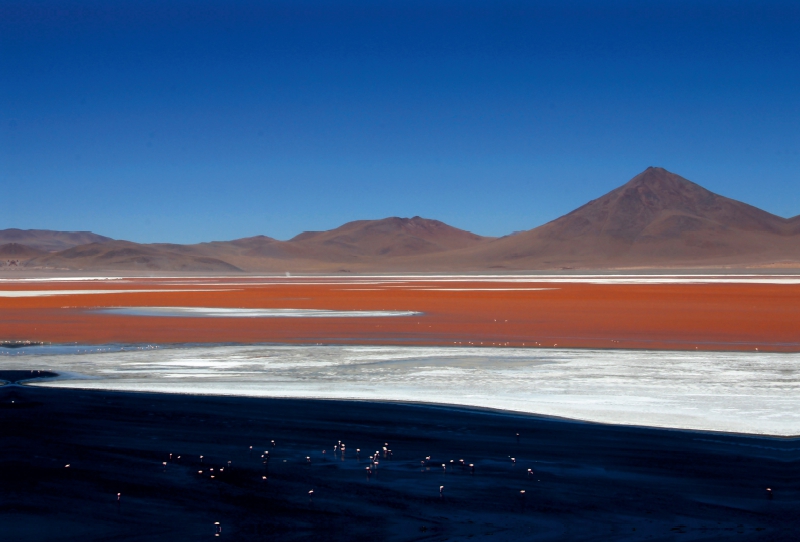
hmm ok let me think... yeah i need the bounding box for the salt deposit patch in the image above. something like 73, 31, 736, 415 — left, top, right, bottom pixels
8, 344, 799, 436
0, 289, 236, 297
97, 307, 421, 318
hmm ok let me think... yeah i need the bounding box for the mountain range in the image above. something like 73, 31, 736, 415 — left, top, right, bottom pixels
3, 167, 800, 273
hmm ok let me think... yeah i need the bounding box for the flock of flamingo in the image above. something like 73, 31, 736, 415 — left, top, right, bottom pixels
100, 431, 542, 536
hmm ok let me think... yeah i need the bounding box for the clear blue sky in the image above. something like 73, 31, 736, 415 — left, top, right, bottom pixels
2, 1, 799, 242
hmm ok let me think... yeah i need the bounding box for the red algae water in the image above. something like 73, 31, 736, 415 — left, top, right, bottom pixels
1, 275, 799, 352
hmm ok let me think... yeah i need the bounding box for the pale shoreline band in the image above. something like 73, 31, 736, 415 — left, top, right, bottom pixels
6, 343, 797, 437
96, 307, 422, 318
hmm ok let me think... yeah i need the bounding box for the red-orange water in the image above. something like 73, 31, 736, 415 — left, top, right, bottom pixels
1, 278, 798, 351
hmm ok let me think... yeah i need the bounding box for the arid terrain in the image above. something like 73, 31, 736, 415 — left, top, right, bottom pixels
4, 168, 800, 273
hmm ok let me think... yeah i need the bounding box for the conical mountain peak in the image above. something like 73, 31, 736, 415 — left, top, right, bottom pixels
456, 168, 799, 269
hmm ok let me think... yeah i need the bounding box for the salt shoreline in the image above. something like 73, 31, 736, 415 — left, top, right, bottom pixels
5, 343, 796, 436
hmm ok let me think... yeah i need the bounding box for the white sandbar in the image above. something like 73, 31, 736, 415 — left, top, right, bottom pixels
98, 307, 421, 318
8, 344, 799, 436
0, 289, 237, 297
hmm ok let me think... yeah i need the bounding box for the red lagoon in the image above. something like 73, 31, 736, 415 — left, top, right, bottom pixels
1, 277, 799, 352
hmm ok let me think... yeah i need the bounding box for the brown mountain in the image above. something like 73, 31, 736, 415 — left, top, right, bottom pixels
155, 218, 493, 272
789, 215, 800, 235
17, 217, 490, 272
288, 216, 492, 260
437, 167, 800, 269
7, 168, 800, 272
25, 241, 242, 272
147, 236, 312, 272
0, 229, 113, 252
0, 243, 47, 260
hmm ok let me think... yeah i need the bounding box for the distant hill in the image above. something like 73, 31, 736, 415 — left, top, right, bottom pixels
144, 218, 493, 272
5, 168, 800, 272
288, 216, 492, 260
790, 215, 800, 235
0, 229, 113, 252
25, 241, 242, 272
0, 243, 46, 258
431, 167, 800, 269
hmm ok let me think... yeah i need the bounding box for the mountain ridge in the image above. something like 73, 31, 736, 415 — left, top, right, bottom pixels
420, 167, 800, 269
4, 168, 800, 272
0, 229, 113, 252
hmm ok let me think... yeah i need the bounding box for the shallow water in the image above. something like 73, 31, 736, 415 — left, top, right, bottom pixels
3, 344, 798, 436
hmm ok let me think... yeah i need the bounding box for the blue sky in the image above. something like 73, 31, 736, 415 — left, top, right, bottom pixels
2, 0, 799, 242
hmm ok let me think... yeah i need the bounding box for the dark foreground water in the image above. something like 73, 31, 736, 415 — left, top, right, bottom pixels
1, 374, 798, 541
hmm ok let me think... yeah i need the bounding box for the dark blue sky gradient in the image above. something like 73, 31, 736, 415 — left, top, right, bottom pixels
2, 1, 799, 242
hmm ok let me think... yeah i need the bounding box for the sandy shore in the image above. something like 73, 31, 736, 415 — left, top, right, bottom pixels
2, 372, 797, 541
